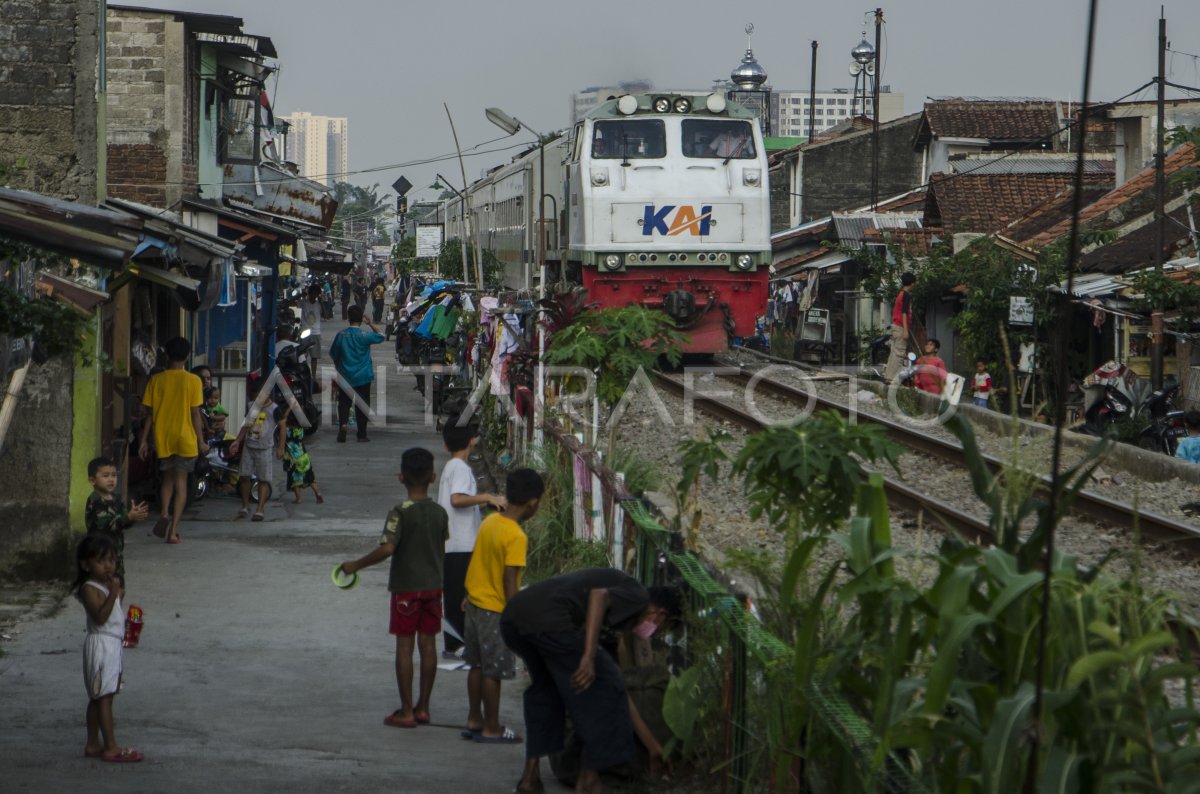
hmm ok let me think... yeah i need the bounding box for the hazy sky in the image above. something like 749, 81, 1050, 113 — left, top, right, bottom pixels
147, 0, 1200, 197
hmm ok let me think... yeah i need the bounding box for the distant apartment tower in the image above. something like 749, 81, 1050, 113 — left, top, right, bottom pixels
570, 80, 653, 123
771, 87, 905, 137
280, 111, 349, 185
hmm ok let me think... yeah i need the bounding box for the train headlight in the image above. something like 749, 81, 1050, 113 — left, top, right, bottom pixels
590, 168, 609, 186
736, 255, 754, 270
617, 95, 639, 115
705, 93, 727, 114
673, 97, 692, 113
743, 168, 761, 186
653, 96, 671, 113
603, 254, 622, 271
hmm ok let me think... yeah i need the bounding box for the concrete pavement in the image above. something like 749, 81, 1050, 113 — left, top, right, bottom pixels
0, 320, 531, 793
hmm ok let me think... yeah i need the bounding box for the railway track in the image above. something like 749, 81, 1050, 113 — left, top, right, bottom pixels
650, 368, 1200, 557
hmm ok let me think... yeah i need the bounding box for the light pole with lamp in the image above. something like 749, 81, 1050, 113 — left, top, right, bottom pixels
486, 106, 552, 449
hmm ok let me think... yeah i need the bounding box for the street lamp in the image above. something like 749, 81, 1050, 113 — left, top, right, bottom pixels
487, 106, 551, 449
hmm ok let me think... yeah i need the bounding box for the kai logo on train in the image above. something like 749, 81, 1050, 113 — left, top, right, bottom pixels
642, 204, 713, 236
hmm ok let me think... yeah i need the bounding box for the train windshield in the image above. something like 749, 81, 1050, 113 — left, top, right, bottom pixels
591, 120, 665, 159
682, 120, 757, 159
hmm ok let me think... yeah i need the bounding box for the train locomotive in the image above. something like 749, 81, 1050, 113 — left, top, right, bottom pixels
436, 92, 770, 353
564, 92, 770, 352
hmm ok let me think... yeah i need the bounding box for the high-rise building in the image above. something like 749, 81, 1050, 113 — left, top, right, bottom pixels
770, 88, 905, 138
279, 111, 349, 185
570, 80, 653, 124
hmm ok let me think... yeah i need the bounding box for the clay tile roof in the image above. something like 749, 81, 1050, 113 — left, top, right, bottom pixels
922, 99, 1062, 141
1026, 142, 1199, 248
1079, 204, 1195, 274
926, 172, 1113, 234
1001, 184, 1110, 243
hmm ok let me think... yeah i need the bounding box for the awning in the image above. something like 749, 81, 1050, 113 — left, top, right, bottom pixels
106, 263, 203, 309
106, 198, 241, 269
774, 250, 852, 279
0, 188, 142, 266
305, 258, 355, 275
182, 198, 300, 243
36, 271, 109, 313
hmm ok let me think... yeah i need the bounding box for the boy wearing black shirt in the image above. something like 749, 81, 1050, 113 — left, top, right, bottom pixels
501, 569, 681, 794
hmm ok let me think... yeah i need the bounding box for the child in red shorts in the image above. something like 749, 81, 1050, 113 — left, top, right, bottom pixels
340, 447, 449, 728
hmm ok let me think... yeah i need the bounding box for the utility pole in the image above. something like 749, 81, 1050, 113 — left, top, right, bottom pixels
808, 41, 818, 140
444, 103, 483, 287
1151, 10, 1167, 389
871, 8, 883, 210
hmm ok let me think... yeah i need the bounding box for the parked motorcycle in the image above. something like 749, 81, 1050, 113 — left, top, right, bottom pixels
1137, 382, 1185, 455
274, 329, 321, 437
1074, 361, 1183, 454
192, 438, 272, 503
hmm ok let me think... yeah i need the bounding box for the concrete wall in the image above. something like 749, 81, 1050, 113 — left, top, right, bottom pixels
0, 0, 102, 580
0, 0, 102, 201
105, 9, 190, 208
799, 116, 924, 222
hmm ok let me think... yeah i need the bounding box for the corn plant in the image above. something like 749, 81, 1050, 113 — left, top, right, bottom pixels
669, 411, 1200, 792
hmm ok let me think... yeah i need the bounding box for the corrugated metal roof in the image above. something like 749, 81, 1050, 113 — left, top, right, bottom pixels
949, 157, 1114, 175
0, 188, 142, 266
832, 212, 922, 249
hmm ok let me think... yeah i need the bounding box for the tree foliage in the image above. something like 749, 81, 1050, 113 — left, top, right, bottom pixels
544, 305, 686, 407
0, 195, 94, 366
329, 181, 390, 243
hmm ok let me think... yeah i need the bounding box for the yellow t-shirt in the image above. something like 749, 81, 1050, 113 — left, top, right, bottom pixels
142, 369, 203, 458
464, 513, 527, 613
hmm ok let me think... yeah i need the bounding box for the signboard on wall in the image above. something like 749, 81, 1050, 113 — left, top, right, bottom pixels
416, 225, 443, 258
1009, 296, 1033, 326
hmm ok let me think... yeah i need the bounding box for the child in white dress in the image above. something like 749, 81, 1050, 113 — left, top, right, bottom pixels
76, 533, 143, 763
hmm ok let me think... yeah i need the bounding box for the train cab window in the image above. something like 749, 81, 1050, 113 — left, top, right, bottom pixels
591, 120, 665, 159
682, 120, 756, 159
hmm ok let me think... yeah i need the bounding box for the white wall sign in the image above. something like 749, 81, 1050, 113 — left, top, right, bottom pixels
416, 225, 443, 258
1009, 296, 1033, 326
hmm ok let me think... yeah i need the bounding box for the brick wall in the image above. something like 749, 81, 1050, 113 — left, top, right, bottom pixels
107, 142, 168, 205
0, 0, 101, 200
106, 9, 186, 208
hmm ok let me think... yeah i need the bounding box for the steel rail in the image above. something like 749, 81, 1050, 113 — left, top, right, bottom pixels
650, 370, 997, 542
652, 368, 1200, 555
721, 368, 1200, 553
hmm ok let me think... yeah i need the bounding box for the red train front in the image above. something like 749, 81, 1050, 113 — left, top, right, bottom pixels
565, 93, 770, 353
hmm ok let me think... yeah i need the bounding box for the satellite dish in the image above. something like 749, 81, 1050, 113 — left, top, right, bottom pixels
848, 62, 862, 76
865, 62, 876, 76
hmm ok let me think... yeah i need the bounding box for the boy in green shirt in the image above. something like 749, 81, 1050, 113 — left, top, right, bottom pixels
340, 447, 449, 728
84, 456, 149, 589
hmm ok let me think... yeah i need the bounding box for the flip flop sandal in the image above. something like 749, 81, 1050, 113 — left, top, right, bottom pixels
414, 711, 431, 724
252, 512, 265, 522
474, 726, 522, 744
151, 517, 169, 538
84, 747, 103, 758
101, 748, 144, 763
384, 711, 418, 729
460, 729, 480, 740
236, 508, 249, 519
166, 536, 182, 545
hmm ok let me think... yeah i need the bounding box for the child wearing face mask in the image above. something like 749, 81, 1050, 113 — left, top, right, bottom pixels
500, 568, 683, 794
